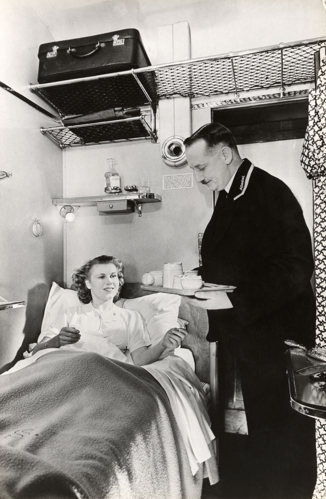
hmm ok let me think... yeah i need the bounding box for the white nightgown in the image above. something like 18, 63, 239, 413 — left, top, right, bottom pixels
42, 301, 151, 361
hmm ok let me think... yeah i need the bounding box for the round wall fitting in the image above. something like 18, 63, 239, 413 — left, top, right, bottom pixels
60, 205, 76, 222
161, 136, 187, 168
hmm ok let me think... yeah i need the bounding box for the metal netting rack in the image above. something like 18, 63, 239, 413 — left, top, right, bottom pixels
154, 37, 325, 99
29, 36, 326, 148
40, 114, 156, 149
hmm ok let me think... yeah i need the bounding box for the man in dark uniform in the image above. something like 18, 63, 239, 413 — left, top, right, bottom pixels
184, 122, 316, 499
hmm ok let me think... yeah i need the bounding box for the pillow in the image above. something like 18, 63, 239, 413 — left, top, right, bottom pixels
39, 283, 195, 370
118, 292, 181, 345
40, 284, 182, 344
39, 282, 79, 341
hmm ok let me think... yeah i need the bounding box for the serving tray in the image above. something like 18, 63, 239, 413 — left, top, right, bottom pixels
140, 283, 235, 297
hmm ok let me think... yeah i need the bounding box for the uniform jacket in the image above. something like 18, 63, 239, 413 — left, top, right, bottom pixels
200, 159, 315, 430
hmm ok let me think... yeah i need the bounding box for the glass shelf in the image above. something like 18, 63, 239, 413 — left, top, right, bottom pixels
53, 193, 161, 217
52, 193, 161, 206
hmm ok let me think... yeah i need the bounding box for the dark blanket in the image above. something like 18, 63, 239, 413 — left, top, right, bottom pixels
0, 351, 201, 499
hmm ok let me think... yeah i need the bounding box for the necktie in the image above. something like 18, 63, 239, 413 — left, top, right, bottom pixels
217, 189, 228, 206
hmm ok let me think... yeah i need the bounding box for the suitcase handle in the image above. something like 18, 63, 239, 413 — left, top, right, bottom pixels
67, 42, 101, 58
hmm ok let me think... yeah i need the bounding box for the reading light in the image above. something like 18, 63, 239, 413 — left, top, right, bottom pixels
161, 136, 187, 168
60, 205, 75, 222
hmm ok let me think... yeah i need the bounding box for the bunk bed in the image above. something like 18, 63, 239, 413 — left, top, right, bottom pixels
0, 283, 218, 499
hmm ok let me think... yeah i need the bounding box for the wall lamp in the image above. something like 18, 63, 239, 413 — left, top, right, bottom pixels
59, 204, 77, 222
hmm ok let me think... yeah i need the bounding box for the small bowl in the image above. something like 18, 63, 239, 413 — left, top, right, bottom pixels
181, 276, 203, 290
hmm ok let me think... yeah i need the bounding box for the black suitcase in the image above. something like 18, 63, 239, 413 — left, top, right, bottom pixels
37, 29, 156, 116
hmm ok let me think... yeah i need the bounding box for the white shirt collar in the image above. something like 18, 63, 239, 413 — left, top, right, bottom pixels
83, 301, 117, 315
224, 171, 237, 193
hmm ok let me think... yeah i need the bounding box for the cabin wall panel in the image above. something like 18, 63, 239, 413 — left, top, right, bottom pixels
61, 0, 322, 284
0, 0, 63, 368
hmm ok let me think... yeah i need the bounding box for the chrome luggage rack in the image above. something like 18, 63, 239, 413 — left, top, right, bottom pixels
40, 112, 156, 149
27, 36, 326, 148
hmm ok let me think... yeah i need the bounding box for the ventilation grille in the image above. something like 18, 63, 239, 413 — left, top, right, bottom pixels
163, 173, 193, 190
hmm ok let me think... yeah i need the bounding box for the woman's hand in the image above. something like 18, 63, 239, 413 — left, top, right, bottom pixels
32, 327, 80, 354
49, 327, 81, 348
132, 327, 188, 366
161, 327, 187, 350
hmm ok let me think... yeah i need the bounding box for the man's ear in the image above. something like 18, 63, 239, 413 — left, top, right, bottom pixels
221, 146, 233, 165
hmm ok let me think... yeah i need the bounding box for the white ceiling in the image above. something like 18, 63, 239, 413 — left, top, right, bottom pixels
34, 0, 202, 14
26, 0, 326, 62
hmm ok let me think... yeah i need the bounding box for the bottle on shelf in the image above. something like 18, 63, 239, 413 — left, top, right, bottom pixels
104, 158, 122, 194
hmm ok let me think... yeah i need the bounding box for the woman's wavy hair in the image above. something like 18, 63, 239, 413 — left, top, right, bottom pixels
71, 255, 124, 304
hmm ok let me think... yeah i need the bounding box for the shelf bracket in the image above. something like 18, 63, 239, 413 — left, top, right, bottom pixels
131, 69, 155, 109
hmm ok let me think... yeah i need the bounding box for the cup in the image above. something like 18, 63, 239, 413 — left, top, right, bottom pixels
149, 270, 163, 286
138, 175, 150, 197
183, 270, 199, 277
67, 311, 81, 330
181, 274, 203, 290
173, 274, 184, 289
142, 273, 154, 286
163, 262, 183, 288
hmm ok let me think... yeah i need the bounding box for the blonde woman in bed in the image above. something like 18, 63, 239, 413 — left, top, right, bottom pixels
3, 256, 218, 485
30, 255, 187, 366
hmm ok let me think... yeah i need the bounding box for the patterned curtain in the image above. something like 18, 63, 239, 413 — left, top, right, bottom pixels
301, 54, 326, 499
301, 59, 326, 180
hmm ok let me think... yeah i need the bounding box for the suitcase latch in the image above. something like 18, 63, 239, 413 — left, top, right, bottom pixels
112, 35, 125, 47
46, 46, 59, 59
